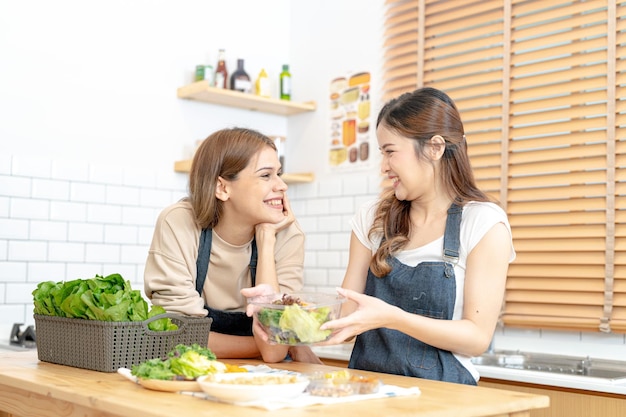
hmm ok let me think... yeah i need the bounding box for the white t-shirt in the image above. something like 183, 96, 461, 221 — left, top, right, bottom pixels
351, 199, 516, 380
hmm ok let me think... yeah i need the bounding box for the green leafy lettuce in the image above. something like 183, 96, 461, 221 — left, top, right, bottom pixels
131, 344, 225, 380
258, 304, 332, 344
32, 273, 177, 331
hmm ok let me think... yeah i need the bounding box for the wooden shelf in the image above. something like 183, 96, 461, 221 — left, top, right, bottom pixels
174, 160, 314, 184
177, 81, 317, 116
278, 172, 315, 184
175, 82, 316, 182
174, 160, 193, 172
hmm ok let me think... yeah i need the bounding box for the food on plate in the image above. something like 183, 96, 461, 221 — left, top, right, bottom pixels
306, 370, 381, 397
136, 378, 202, 392
131, 343, 228, 381
203, 374, 299, 385
223, 363, 248, 373
249, 293, 344, 345
197, 372, 310, 403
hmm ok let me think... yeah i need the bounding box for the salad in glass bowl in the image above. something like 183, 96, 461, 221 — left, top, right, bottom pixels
248, 292, 344, 345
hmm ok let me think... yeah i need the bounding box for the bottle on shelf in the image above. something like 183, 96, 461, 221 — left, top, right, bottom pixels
195, 65, 205, 82
195, 51, 215, 84
280, 64, 291, 101
203, 63, 215, 85
214, 49, 228, 89
255, 68, 270, 98
230, 59, 251, 93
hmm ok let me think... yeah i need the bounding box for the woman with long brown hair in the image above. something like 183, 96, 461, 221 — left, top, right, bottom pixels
321, 87, 515, 384
144, 127, 319, 363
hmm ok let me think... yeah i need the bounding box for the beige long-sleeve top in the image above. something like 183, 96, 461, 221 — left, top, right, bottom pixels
144, 201, 305, 317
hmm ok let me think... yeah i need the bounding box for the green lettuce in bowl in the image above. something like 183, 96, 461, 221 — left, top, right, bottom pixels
249, 293, 344, 345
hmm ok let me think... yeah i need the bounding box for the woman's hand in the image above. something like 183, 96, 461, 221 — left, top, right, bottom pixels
320, 287, 400, 344
241, 283, 274, 321
288, 346, 323, 364
241, 284, 273, 343
241, 284, 288, 362
255, 193, 296, 238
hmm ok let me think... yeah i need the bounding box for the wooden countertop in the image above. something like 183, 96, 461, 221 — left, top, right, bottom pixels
0, 351, 549, 417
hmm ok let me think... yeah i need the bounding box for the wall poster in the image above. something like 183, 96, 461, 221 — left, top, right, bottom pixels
328, 71, 372, 171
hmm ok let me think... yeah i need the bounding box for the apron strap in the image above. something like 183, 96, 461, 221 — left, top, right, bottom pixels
195, 229, 257, 296
442, 203, 462, 265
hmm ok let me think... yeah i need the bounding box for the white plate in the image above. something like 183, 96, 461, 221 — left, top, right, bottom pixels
117, 367, 201, 392
138, 378, 201, 392
197, 372, 309, 403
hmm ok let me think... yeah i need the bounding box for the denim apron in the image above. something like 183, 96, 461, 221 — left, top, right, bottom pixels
195, 229, 257, 336
348, 203, 476, 385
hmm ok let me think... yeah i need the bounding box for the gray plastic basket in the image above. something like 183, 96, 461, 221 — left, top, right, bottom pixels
34, 313, 212, 372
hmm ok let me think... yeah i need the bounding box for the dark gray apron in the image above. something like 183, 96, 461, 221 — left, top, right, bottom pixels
348, 203, 476, 385
195, 229, 257, 336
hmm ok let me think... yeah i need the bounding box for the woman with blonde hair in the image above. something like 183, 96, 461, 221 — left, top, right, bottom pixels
144, 127, 319, 363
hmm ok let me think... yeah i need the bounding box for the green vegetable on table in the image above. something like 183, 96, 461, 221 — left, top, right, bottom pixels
32, 273, 177, 331
131, 343, 225, 380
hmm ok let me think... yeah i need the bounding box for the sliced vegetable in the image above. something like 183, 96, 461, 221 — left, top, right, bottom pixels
131, 344, 226, 381
278, 304, 332, 344
170, 350, 226, 378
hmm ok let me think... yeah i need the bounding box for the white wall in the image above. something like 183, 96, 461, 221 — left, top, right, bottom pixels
0, 0, 293, 167
286, 1, 385, 177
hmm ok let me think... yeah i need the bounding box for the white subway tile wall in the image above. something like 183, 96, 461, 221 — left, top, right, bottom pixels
0, 155, 184, 328
1, 155, 624, 358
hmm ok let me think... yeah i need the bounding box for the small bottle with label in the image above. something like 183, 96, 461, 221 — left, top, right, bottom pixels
255, 68, 270, 98
280, 64, 291, 101
203, 62, 214, 86
214, 49, 228, 89
195, 65, 205, 82
230, 59, 251, 93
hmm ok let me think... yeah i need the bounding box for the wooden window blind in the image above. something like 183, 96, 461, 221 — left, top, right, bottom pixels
382, 0, 626, 333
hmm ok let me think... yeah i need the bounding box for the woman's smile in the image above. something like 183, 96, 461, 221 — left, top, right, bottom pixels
264, 198, 284, 209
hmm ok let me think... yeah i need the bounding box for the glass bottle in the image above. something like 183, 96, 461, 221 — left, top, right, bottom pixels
280, 64, 291, 100
255, 68, 270, 98
203, 64, 214, 85
230, 59, 251, 93
214, 49, 228, 89
195, 65, 205, 82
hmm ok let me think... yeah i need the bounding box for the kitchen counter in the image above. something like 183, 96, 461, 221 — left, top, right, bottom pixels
475, 364, 626, 396
0, 350, 548, 417
312, 345, 626, 396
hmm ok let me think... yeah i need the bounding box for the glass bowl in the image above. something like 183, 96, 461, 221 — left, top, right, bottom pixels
306, 370, 381, 397
248, 292, 344, 345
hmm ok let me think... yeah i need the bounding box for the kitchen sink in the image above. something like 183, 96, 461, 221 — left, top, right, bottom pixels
471, 350, 626, 381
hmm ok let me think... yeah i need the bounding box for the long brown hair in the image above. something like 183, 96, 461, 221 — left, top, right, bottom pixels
369, 87, 492, 277
187, 127, 276, 229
